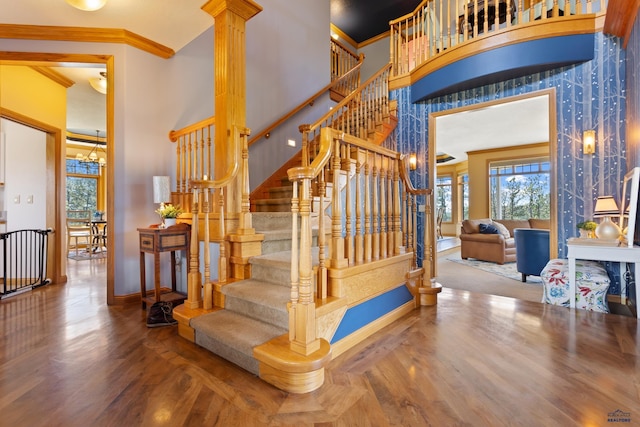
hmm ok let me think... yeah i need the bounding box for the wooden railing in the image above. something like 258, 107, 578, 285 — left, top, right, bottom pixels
331, 38, 360, 82
168, 116, 216, 211
300, 63, 392, 167
390, 0, 608, 77
287, 127, 430, 355
168, 120, 250, 310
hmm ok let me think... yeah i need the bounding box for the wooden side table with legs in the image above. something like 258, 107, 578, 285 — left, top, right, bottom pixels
138, 223, 190, 309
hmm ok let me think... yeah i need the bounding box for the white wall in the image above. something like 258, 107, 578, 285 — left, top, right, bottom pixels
358, 37, 391, 82
0, 119, 47, 232
246, 0, 332, 188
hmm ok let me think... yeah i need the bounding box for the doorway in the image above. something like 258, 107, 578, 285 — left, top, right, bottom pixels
428, 89, 558, 278
0, 53, 114, 303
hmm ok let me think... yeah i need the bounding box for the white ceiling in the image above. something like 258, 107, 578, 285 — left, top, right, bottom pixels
0, 0, 213, 53
435, 95, 550, 165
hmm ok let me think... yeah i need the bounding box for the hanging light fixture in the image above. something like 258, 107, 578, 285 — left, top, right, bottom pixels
76, 130, 107, 167
89, 71, 107, 95
65, 0, 108, 11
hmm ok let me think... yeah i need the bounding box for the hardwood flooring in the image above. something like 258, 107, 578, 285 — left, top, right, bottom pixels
0, 258, 638, 426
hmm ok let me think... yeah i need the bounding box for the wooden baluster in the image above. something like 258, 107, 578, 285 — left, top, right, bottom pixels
493, 0, 499, 30
289, 181, 299, 341
294, 173, 320, 355
199, 129, 205, 180
527, 0, 533, 22
202, 185, 212, 310
388, 164, 396, 255
186, 186, 202, 309
439, 0, 444, 51
331, 137, 347, 268
481, 0, 488, 34
394, 161, 402, 254
372, 154, 380, 260
402, 189, 408, 249
587, 0, 592, 13
411, 196, 426, 265
299, 124, 310, 167
218, 186, 227, 285
408, 194, 415, 255
364, 156, 372, 263
239, 129, 252, 231
344, 144, 354, 265
177, 136, 184, 207
379, 162, 387, 259
317, 169, 327, 299
388, 161, 401, 255
506, 0, 512, 29
542, 0, 548, 19
355, 153, 363, 264
207, 125, 213, 180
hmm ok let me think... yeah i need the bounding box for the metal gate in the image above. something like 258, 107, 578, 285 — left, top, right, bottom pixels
0, 228, 53, 299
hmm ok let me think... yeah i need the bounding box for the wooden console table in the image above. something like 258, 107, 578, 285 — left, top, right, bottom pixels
138, 223, 190, 309
567, 239, 640, 318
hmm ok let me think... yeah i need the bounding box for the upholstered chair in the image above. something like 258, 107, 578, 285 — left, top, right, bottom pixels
514, 228, 550, 282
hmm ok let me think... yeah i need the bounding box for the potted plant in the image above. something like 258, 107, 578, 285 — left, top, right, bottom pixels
155, 204, 183, 227
577, 220, 597, 238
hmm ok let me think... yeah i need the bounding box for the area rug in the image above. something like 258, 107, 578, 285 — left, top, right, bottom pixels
447, 254, 542, 284
68, 250, 107, 261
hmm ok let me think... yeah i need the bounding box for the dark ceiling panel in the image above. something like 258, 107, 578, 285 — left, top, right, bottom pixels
331, 0, 422, 43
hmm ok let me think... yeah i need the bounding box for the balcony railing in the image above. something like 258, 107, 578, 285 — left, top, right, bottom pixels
390, 0, 608, 77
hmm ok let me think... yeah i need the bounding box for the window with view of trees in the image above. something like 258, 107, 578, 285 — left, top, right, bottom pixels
66, 159, 99, 212
458, 173, 469, 220
436, 175, 452, 222
489, 158, 550, 220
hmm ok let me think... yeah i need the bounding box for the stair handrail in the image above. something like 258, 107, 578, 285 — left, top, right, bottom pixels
300, 62, 392, 166
331, 38, 360, 81
248, 53, 364, 147
399, 155, 434, 274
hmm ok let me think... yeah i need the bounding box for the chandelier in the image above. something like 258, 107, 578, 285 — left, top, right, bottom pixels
65, 0, 108, 11
76, 130, 106, 167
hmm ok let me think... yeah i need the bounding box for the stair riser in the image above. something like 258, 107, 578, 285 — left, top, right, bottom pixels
224, 294, 288, 330
250, 263, 291, 287
252, 212, 293, 229
195, 333, 259, 375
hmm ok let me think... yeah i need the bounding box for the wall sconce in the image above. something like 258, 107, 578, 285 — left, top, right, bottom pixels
583, 130, 596, 155
409, 153, 417, 171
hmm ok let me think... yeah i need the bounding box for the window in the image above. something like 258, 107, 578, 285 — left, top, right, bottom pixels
489, 158, 550, 220
66, 159, 99, 212
436, 175, 452, 222
458, 173, 469, 220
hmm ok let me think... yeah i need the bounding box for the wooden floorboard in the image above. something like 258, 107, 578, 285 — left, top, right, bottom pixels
0, 258, 638, 426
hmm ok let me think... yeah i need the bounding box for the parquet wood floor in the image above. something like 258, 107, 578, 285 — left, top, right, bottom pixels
0, 258, 638, 426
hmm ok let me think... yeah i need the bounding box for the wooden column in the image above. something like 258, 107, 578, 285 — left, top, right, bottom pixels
203, 1, 263, 280
202, 0, 262, 217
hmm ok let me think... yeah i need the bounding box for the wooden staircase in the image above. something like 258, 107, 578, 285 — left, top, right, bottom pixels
252, 97, 398, 213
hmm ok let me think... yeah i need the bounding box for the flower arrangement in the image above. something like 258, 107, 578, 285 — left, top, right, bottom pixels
577, 220, 597, 238
576, 220, 597, 231
155, 203, 183, 219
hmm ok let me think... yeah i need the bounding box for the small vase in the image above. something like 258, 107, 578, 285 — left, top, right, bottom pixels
163, 218, 177, 228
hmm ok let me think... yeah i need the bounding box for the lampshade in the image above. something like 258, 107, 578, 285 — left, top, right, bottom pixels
583, 130, 596, 154
65, 0, 107, 11
153, 176, 171, 204
593, 196, 619, 217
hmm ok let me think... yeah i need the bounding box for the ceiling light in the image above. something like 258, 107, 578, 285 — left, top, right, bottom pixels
76, 130, 107, 168
89, 71, 107, 94
65, 0, 108, 11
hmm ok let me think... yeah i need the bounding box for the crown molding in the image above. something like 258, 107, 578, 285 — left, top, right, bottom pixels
0, 24, 175, 59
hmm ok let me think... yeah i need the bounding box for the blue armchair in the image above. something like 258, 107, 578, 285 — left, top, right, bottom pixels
514, 228, 550, 282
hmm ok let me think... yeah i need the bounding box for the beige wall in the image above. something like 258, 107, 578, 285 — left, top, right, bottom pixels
0, 65, 67, 130
467, 142, 549, 220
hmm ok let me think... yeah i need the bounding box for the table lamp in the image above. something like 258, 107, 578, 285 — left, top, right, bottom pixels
153, 176, 170, 226
593, 195, 621, 239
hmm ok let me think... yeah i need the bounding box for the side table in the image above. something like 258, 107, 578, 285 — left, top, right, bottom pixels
567, 239, 640, 318
138, 223, 190, 309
